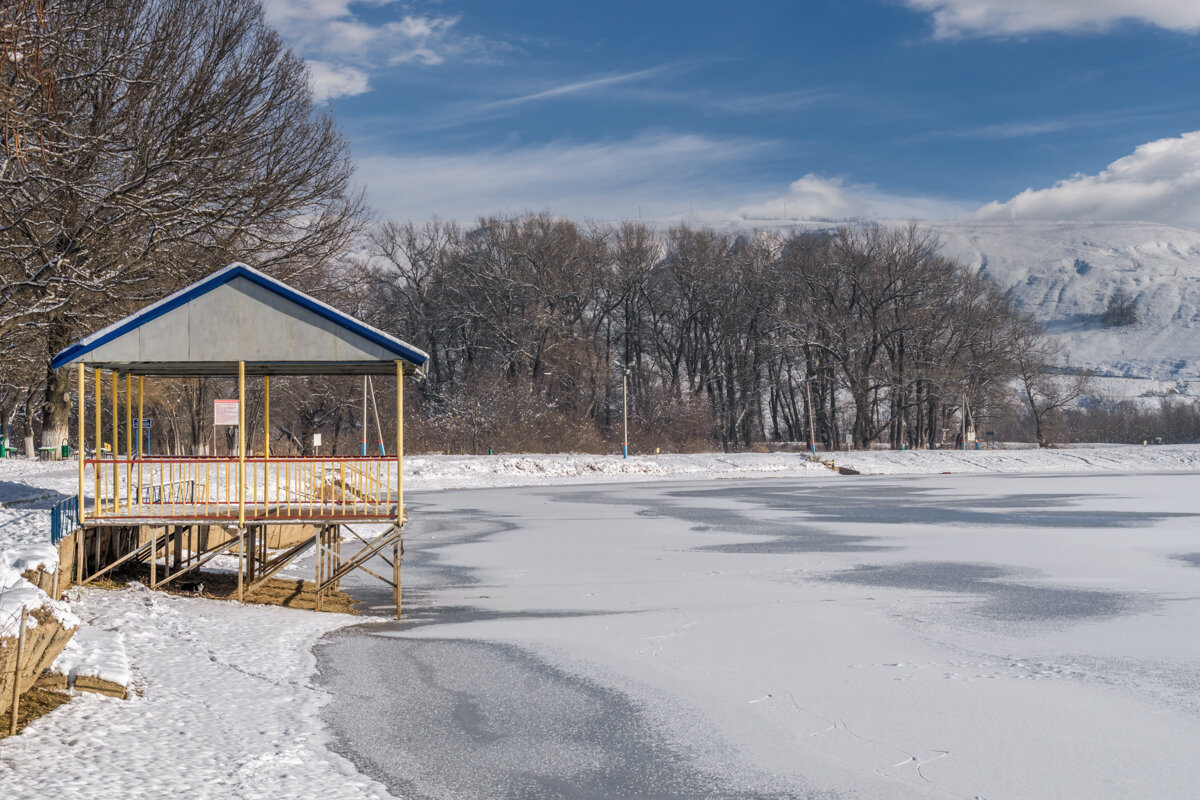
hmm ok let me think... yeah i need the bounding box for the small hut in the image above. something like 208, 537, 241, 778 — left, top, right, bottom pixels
51, 263, 428, 616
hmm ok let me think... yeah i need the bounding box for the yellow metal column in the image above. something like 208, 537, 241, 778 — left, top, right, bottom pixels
137, 377, 144, 511
77, 363, 85, 524
395, 361, 404, 620
125, 374, 132, 512
396, 362, 403, 522
111, 372, 119, 512
263, 376, 270, 509
238, 361, 246, 602
93, 369, 101, 517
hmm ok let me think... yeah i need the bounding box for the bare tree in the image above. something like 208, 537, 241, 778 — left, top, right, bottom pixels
0, 0, 364, 449
1011, 316, 1093, 446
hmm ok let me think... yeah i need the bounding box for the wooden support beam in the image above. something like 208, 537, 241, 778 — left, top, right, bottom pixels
154, 533, 242, 589
246, 536, 318, 592
342, 523, 394, 569
172, 524, 183, 572
314, 526, 323, 612
322, 522, 401, 588
79, 534, 155, 586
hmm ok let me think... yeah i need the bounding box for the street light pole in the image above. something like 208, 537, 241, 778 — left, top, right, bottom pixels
804, 376, 816, 455
961, 392, 967, 451
622, 368, 629, 459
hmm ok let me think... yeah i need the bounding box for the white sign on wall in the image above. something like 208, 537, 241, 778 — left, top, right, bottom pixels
214, 399, 239, 426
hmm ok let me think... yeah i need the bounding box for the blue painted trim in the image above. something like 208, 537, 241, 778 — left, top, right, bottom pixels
52, 263, 428, 370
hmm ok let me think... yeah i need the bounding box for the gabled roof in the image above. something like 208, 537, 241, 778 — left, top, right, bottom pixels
52, 262, 429, 376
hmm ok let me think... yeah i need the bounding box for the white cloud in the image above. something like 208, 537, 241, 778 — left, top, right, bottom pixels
905, 0, 1200, 37
978, 130, 1200, 226
356, 133, 773, 222
726, 175, 972, 223
262, 1, 509, 98
307, 61, 369, 100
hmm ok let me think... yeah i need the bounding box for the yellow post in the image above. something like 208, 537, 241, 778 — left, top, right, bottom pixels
395, 361, 404, 620
263, 376, 270, 510
93, 369, 101, 517
125, 374, 132, 512
77, 363, 85, 524
111, 371, 119, 512
238, 362, 246, 526
396, 362, 403, 523
238, 361, 246, 602
137, 377, 144, 510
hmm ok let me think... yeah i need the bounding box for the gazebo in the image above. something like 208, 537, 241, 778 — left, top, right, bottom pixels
51, 262, 428, 616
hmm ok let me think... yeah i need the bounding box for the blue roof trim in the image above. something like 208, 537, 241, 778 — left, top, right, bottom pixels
51, 263, 429, 370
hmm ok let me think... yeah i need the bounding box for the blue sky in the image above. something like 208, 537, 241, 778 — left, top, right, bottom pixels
265, 0, 1200, 225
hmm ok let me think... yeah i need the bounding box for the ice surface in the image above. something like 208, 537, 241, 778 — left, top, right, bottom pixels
318, 473, 1200, 799
5, 454, 1200, 797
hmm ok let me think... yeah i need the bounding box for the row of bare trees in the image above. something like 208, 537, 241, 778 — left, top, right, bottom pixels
0, 1, 1091, 454
364, 217, 1080, 452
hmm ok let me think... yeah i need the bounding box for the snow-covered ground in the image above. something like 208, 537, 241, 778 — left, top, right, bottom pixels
3, 449, 1200, 797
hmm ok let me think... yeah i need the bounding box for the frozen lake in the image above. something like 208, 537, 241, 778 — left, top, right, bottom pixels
320, 473, 1200, 799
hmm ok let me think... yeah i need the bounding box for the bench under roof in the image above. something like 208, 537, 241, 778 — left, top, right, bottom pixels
52, 262, 428, 376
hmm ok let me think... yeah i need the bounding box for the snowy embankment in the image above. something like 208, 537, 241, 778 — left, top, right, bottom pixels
825, 442, 1200, 475
2, 584, 391, 798
405, 451, 828, 490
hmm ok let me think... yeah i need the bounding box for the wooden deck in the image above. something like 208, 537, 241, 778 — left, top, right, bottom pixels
82, 502, 401, 526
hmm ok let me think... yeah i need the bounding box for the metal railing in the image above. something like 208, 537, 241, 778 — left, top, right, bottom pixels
83, 456, 399, 521
50, 496, 79, 545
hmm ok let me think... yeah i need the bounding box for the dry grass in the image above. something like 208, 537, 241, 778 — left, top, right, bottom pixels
91, 565, 359, 614
0, 688, 72, 739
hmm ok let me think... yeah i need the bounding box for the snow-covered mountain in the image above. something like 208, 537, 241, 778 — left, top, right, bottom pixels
927, 221, 1200, 384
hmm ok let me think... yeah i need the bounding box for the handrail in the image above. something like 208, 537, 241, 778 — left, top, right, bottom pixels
82, 455, 398, 521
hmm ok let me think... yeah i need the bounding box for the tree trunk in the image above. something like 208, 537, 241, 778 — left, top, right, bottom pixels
41, 367, 71, 451
40, 323, 74, 451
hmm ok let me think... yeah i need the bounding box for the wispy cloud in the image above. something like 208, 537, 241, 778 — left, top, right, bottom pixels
482, 66, 676, 109
702, 89, 831, 114
404, 67, 832, 133
900, 104, 1190, 144
904, 0, 1200, 38
357, 132, 774, 222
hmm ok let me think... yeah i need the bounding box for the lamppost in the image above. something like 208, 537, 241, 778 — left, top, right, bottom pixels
804, 375, 817, 455
622, 366, 630, 459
